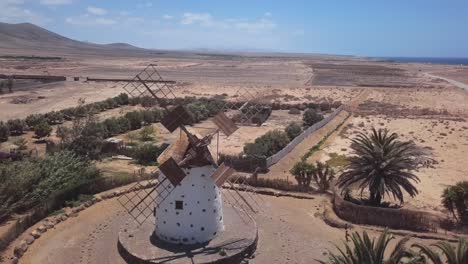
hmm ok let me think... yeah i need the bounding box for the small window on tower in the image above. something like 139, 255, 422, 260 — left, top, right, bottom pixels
175, 200, 183, 210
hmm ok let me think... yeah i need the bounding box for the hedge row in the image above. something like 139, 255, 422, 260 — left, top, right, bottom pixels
0, 93, 131, 143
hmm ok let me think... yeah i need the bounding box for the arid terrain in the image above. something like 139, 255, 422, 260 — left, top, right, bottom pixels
1, 22, 468, 264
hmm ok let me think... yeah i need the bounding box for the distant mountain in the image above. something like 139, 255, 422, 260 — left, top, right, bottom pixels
0, 22, 154, 57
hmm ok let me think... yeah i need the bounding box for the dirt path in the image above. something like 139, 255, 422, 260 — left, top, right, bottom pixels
2, 192, 441, 264
425, 72, 468, 92
261, 89, 370, 181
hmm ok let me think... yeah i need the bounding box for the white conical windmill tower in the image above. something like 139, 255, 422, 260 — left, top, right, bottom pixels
117, 64, 268, 247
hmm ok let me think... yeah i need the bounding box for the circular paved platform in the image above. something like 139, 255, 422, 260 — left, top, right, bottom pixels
118, 204, 258, 264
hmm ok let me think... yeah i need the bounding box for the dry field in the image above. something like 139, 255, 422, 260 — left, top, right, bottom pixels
1, 53, 468, 263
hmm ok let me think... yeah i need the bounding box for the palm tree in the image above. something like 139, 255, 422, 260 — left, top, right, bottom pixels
318, 229, 416, 264
336, 128, 427, 206
312, 161, 335, 192
412, 238, 468, 264
441, 181, 468, 224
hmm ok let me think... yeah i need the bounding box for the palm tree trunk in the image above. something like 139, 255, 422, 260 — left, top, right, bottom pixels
370, 192, 382, 206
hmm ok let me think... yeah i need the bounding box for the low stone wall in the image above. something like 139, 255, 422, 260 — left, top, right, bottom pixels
333, 194, 441, 232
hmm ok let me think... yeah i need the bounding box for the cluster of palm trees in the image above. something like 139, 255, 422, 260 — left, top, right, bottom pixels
319, 230, 467, 264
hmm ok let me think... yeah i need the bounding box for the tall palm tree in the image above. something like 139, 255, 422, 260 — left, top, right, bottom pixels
318, 229, 416, 264
336, 128, 427, 206
412, 239, 468, 264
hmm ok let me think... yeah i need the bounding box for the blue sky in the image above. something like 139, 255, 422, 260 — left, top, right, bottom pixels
1, 0, 468, 57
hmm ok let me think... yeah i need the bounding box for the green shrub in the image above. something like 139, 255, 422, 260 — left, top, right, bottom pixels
125, 111, 144, 130
285, 122, 302, 139
67, 122, 108, 159
114, 93, 129, 105
7, 119, 26, 135
0, 151, 101, 221
290, 161, 315, 188
244, 130, 290, 157
0, 121, 10, 142
34, 122, 52, 140
116, 116, 131, 133
25, 114, 46, 130
103, 118, 121, 136
132, 144, 167, 165
45, 111, 64, 125
288, 108, 301, 115
139, 125, 155, 141
303, 108, 324, 127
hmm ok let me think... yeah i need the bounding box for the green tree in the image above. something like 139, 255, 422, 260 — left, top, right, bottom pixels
303, 108, 324, 127
34, 122, 52, 140
7, 119, 26, 135
441, 181, 468, 224
319, 230, 415, 264
312, 161, 335, 192
290, 161, 315, 188
412, 238, 468, 264
0, 121, 10, 142
285, 122, 302, 139
336, 128, 426, 206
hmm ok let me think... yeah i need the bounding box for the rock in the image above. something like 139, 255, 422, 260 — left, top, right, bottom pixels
11, 256, 19, 264
59, 214, 68, 222
13, 241, 28, 257
37, 225, 47, 233
31, 230, 41, 239
84, 201, 93, 208
95, 196, 102, 202
24, 235, 35, 245
44, 221, 55, 229
113, 191, 121, 197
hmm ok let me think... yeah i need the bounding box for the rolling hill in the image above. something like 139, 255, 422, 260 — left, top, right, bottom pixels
0, 22, 154, 57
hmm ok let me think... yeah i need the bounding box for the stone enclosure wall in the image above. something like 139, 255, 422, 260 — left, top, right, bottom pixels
333, 194, 442, 232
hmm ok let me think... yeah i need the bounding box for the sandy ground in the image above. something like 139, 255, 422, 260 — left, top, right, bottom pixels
318, 116, 468, 212
1, 192, 446, 264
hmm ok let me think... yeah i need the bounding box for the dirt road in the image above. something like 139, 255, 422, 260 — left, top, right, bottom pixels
425, 72, 468, 92
3, 191, 440, 264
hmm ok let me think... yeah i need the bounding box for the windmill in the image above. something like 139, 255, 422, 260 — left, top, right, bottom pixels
117, 64, 269, 245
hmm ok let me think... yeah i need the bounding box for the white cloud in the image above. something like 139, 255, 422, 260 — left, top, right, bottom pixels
179, 12, 276, 34
66, 14, 116, 26
0, 0, 49, 25
87, 6, 107, 16
181, 12, 213, 26
162, 14, 173, 20
234, 18, 276, 33
137, 2, 152, 8
40, 0, 72, 5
